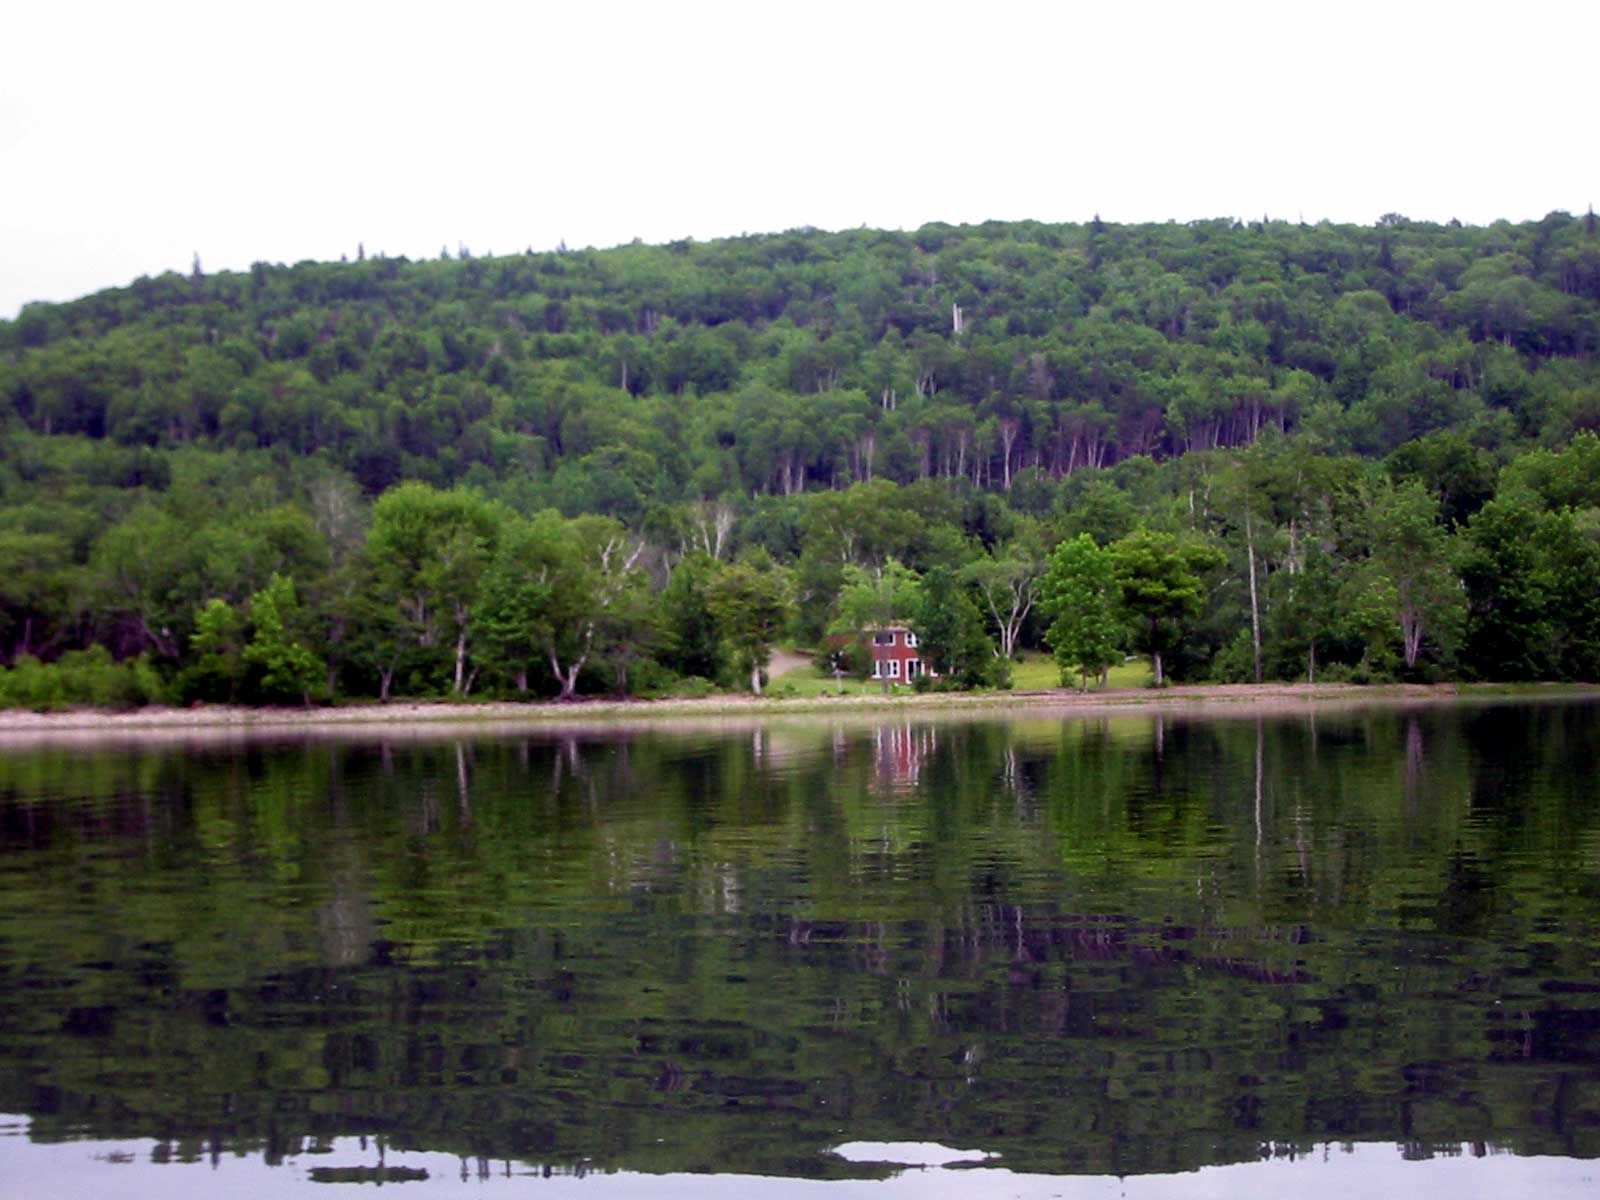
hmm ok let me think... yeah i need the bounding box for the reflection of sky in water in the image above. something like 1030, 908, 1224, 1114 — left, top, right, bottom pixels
830, 1140, 997, 1165
3, 1120, 1594, 1200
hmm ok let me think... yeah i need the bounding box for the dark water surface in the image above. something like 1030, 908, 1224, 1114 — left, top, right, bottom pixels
2, 700, 1599, 1197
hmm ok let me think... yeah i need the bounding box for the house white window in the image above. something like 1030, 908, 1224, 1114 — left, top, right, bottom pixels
906, 658, 922, 677
904, 632, 918, 648
887, 659, 900, 678
873, 631, 897, 646
871, 659, 883, 677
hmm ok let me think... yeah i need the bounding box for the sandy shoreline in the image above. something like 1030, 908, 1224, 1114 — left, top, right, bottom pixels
0, 681, 1593, 745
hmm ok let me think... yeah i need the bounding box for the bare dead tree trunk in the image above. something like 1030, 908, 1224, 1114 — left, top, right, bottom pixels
1246, 510, 1262, 685
552, 657, 586, 701
1402, 609, 1424, 669
453, 628, 469, 695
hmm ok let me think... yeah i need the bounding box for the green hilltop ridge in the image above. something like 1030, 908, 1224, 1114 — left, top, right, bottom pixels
1, 214, 1598, 705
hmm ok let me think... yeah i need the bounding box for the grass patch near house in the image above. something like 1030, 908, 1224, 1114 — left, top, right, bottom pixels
769, 650, 1154, 697
1010, 652, 1153, 691
765, 662, 915, 698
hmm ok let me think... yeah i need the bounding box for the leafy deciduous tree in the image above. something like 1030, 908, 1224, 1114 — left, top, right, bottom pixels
707, 558, 793, 695
245, 573, 320, 704
1109, 529, 1224, 687
1041, 534, 1121, 691
913, 565, 995, 688
1364, 480, 1463, 672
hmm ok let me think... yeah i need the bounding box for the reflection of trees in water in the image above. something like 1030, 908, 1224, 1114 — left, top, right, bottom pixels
316, 861, 375, 968
455, 741, 471, 826
0, 705, 1598, 1174
1405, 713, 1427, 813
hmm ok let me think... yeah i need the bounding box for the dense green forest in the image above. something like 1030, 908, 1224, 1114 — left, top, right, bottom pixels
2, 212, 1599, 704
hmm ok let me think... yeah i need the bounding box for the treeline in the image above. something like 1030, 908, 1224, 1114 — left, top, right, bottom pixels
0, 430, 1596, 707
1, 215, 1599, 704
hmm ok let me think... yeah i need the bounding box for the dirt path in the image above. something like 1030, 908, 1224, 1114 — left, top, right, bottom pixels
766, 649, 813, 679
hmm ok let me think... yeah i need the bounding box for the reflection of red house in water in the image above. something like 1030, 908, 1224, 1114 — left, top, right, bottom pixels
874, 722, 936, 788
866, 625, 930, 683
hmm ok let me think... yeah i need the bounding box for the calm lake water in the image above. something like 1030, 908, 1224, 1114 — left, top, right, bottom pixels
1, 699, 1599, 1198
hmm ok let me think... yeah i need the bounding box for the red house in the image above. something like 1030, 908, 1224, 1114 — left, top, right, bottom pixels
866, 625, 930, 683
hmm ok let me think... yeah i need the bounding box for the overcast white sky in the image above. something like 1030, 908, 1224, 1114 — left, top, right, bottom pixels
2, 0, 1594, 318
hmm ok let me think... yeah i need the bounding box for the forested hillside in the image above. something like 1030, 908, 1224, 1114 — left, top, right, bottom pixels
2, 213, 1599, 704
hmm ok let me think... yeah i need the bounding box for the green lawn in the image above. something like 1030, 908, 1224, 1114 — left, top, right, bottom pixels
766, 662, 908, 697
1011, 651, 1152, 691
769, 650, 1152, 697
